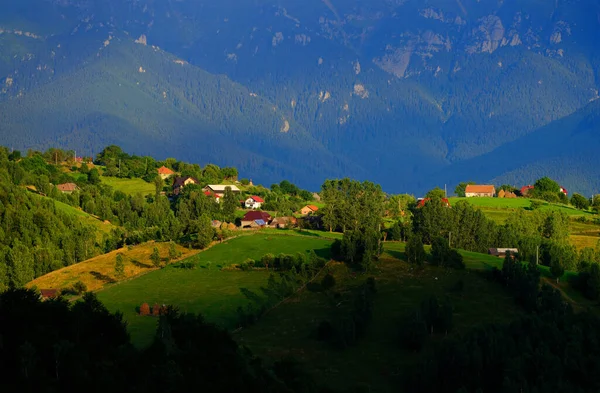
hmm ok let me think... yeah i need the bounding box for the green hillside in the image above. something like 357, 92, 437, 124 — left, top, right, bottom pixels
97, 234, 334, 347
236, 242, 522, 392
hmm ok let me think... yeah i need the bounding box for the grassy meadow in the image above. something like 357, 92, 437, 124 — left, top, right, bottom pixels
101, 176, 155, 195
27, 242, 196, 292
96, 234, 334, 347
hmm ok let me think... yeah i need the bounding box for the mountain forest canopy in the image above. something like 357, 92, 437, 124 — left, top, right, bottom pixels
0, 0, 599, 194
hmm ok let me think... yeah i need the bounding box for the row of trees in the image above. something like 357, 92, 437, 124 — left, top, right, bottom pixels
322, 179, 386, 271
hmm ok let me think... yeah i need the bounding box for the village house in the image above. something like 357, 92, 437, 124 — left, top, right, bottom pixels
417, 198, 450, 208
312, 192, 321, 202
270, 216, 297, 229
241, 211, 272, 228
203, 184, 241, 194
172, 176, 199, 195
520, 185, 534, 196
300, 205, 319, 215
465, 185, 496, 198
56, 183, 79, 194
204, 191, 221, 203
488, 248, 519, 258
245, 195, 264, 209
157, 166, 175, 180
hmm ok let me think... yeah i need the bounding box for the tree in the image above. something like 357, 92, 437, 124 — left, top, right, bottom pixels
550, 259, 565, 283
194, 214, 215, 249
151, 247, 161, 268
430, 236, 450, 266
168, 242, 179, 260
221, 186, 238, 222
153, 176, 164, 197
454, 182, 475, 197
115, 253, 125, 278
406, 235, 426, 266
87, 168, 100, 185
534, 177, 560, 193
425, 187, 446, 199
321, 273, 336, 291
571, 193, 590, 210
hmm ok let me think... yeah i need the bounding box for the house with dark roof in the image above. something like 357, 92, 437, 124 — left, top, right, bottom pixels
172, 176, 200, 195
465, 185, 496, 197
56, 183, 79, 194
245, 195, 264, 209
241, 211, 272, 227
157, 166, 175, 180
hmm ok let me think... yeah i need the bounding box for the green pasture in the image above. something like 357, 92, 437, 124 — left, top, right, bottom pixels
101, 176, 155, 195
237, 243, 523, 393
97, 234, 333, 347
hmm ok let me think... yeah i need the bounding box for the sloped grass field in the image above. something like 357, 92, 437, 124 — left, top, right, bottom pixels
97, 234, 334, 347
101, 176, 155, 195
27, 242, 195, 292
236, 244, 523, 393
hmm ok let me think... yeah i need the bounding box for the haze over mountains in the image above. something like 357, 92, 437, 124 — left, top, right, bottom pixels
1, 0, 599, 194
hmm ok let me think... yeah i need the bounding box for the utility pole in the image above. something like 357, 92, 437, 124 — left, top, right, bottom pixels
444, 184, 447, 198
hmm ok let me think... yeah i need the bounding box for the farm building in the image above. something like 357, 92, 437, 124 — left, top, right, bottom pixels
157, 166, 175, 180
465, 185, 496, 197
300, 205, 319, 215
271, 216, 297, 229
488, 248, 519, 258
39, 289, 58, 300
56, 183, 79, 194
241, 211, 272, 227
245, 196, 264, 209
203, 184, 241, 194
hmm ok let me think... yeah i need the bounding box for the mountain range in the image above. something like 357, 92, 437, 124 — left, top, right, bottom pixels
1, 0, 599, 194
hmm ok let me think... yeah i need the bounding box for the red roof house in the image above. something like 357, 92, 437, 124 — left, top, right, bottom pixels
157, 166, 175, 179
56, 183, 79, 193
40, 289, 58, 299
417, 198, 450, 208
241, 211, 272, 227
520, 185, 534, 196
465, 185, 496, 197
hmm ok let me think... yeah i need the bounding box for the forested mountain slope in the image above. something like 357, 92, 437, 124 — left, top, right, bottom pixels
1, 0, 599, 193
432, 100, 600, 194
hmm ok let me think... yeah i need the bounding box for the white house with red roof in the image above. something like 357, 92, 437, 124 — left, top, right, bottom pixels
245, 195, 264, 209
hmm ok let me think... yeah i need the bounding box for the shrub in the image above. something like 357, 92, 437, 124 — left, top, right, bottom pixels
321, 273, 336, 291
73, 281, 87, 294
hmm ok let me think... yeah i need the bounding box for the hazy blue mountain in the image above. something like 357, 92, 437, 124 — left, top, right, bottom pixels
0, 0, 599, 193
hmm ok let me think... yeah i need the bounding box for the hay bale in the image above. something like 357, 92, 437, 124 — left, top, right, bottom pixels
140, 303, 150, 316
498, 189, 506, 198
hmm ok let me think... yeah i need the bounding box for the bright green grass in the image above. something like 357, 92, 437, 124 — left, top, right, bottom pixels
97, 234, 333, 347
449, 197, 531, 208
261, 228, 343, 240
237, 245, 522, 393
101, 176, 155, 195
